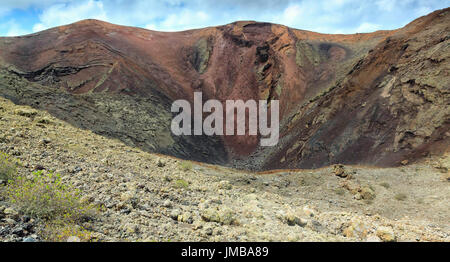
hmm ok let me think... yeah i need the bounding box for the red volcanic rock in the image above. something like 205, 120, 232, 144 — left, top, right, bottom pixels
0, 8, 448, 170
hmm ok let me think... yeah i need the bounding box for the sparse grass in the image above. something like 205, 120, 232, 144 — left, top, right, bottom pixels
14, 108, 37, 118
1, 157, 98, 241
334, 188, 346, 196
179, 161, 193, 172
394, 193, 407, 201
174, 179, 189, 189
364, 199, 373, 205
63, 143, 89, 156
0, 151, 17, 183
194, 37, 212, 74
36, 117, 52, 125
40, 221, 93, 242
6, 170, 96, 222
380, 182, 390, 189
367, 184, 376, 192
361, 185, 376, 200
299, 178, 308, 186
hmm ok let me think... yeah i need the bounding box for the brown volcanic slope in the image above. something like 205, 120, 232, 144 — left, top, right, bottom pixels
0, 8, 448, 170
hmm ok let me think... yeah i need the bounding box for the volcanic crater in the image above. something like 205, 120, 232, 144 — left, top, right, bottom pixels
0, 8, 448, 171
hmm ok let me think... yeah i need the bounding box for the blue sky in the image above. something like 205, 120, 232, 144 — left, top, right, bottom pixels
0, 0, 448, 36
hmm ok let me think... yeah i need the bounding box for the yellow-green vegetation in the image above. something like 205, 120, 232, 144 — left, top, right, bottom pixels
275, 81, 283, 97
63, 143, 90, 156
4, 170, 97, 241
0, 149, 97, 241
194, 37, 212, 74
174, 179, 189, 189
361, 185, 376, 200
14, 108, 38, 118
179, 161, 193, 172
36, 117, 53, 125
334, 188, 346, 196
6, 170, 96, 221
0, 151, 16, 182
295, 41, 325, 67
394, 193, 407, 201
40, 222, 93, 242
380, 182, 391, 189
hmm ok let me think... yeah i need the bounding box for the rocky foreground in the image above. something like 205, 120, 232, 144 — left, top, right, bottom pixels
0, 97, 449, 242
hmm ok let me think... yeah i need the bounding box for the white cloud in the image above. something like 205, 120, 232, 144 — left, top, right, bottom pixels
1, 19, 29, 36
355, 22, 381, 33
0, 7, 10, 17
31, 23, 46, 33
414, 6, 433, 17
376, 0, 397, 12
32, 0, 107, 32
144, 24, 157, 30
1, 0, 449, 36
279, 4, 303, 26
0, 0, 72, 10
158, 10, 211, 31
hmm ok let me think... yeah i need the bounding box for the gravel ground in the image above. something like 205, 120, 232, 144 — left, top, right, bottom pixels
0, 97, 449, 242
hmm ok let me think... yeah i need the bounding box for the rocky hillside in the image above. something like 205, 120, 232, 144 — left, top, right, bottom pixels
257, 7, 450, 169
3, 9, 447, 170
0, 97, 449, 242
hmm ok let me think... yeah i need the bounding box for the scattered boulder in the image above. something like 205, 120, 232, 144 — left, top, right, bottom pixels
170, 209, 182, 220
34, 164, 45, 171
302, 206, 316, 217
162, 200, 172, 208
333, 164, 347, 178
157, 159, 166, 167
41, 138, 52, 145
442, 173, 450, 182
3, 218, 16, 225
23, 237, 37, 242
376, 226, 397, 242
218, 180, 232, 190
72, 166, 83, 173
125, 223, 139, 234
11, 226, 25, 237
284, 212, 307, 227
66, 236, 81, 242
177, 212, 194, 224
341, 180, 376, 200
202, 225, 214, 236
120, 192, 133, 203
343, 220, 370, 239
4, 208, 19, 219
365, 235, 382, 242
309, 220, 325, 233
201, 207, 236, 225
360, 186, 376, 200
